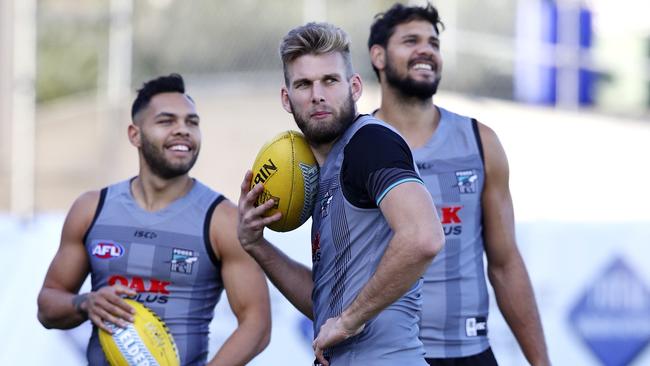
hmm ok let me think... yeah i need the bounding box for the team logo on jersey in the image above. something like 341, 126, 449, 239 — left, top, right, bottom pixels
465, 316, 487, 337
168, 248, 198, 274
92, 241, 124, 259
455, 170, 478, 194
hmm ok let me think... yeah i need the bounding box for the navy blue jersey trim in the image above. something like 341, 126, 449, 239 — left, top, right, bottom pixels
471, 118, 485, 165
82, 187, 107, 245
471, 118, 488, 248
203, 195, 226, 267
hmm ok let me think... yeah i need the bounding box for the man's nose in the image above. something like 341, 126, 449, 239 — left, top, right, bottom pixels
311, 83, 326, 104
173, 121, 191, 135
415, 41, 435, 56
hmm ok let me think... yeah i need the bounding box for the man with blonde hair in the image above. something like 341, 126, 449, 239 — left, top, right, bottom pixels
238, 22, 445, 365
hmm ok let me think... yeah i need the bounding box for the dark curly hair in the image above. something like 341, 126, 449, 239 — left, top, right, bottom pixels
131, 73, 189, 120
368, 3, 444, 79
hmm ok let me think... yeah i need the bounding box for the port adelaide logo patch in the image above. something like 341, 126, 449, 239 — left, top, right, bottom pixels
168, 248, 198, 274
455, 170, 478, 194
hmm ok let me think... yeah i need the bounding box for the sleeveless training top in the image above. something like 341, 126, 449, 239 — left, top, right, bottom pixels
311, 114, 427, 365
84, 178, 225, 365
414, 107, 489, 358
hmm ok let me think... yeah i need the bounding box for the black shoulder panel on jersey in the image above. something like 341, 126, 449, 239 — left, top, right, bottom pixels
82, 187, 108, 245
471, 118, 485, 165
203, 195, 226, 268
341, 124, 420, 208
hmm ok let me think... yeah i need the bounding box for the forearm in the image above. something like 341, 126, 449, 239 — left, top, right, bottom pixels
489, 260, 549, 365
342, 233, 435, 329
246, 239, 314, 319
37, 288, 87, 329
208, 313, 270, 366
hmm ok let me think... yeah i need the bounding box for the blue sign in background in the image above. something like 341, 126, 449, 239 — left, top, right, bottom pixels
569, 258, 650, 366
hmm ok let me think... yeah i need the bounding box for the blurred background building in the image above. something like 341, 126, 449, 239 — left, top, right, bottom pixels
2, 0, 650, 214
1, 0, 649, 365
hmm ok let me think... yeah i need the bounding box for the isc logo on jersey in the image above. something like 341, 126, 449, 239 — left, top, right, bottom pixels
92, 241, 125, 259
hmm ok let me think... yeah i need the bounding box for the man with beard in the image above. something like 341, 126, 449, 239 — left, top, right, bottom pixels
237, 22, 445, 366
368, 3, 550, 366
37, 74, 271, 365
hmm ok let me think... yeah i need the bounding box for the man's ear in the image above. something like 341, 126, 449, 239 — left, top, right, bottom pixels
370, 44, 386, 72
350, 74, 363, 102
281, 87, 292, 114
128, 123, 141, 148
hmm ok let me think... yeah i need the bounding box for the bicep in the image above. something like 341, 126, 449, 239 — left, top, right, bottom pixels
479, 123, 519, 267
211, 201, 270, 319
41, 192, 98, 293
379, 181, 438, 238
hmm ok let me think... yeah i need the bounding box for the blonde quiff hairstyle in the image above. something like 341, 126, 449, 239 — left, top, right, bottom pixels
280, 22, 355, 86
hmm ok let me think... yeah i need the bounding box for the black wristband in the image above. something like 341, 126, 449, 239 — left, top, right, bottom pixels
72, 293, 89, 317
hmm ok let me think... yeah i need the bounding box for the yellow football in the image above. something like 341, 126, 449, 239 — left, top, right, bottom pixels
99, 299, 179, 366
251, 130, 319, 232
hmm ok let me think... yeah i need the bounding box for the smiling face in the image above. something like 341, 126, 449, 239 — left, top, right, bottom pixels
281, 52, 362, 145
130, 92, 201, 179
374, 19, 442, 100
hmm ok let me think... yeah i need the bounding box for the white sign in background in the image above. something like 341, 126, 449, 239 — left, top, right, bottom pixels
2, 215, 649, 366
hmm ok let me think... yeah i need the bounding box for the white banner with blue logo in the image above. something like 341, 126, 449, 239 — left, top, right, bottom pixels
2, 215, 650, 366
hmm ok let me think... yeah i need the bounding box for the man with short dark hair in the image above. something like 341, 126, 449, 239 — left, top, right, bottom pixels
368, 3, 550, 366
37, 73, 271, 365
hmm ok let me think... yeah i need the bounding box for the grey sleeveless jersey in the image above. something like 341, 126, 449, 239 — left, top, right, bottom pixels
414, 107, 489, 358
84, 179, 225, 365
311, 115, 427, 365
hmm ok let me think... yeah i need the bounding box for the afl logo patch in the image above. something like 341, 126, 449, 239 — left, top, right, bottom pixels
92, 241, 125, 259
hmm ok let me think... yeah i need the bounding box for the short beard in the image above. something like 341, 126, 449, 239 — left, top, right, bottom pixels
385, 56, 440, 101
140, 133, 198, 179
291, 92, 357, 145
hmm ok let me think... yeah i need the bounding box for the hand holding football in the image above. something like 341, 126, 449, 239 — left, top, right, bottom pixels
99, 299, 179, 366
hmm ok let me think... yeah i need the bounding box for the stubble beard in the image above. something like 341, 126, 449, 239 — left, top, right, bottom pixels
290, 92, 357, 146
140, 133, 199, 179
384, 54, 441, 101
